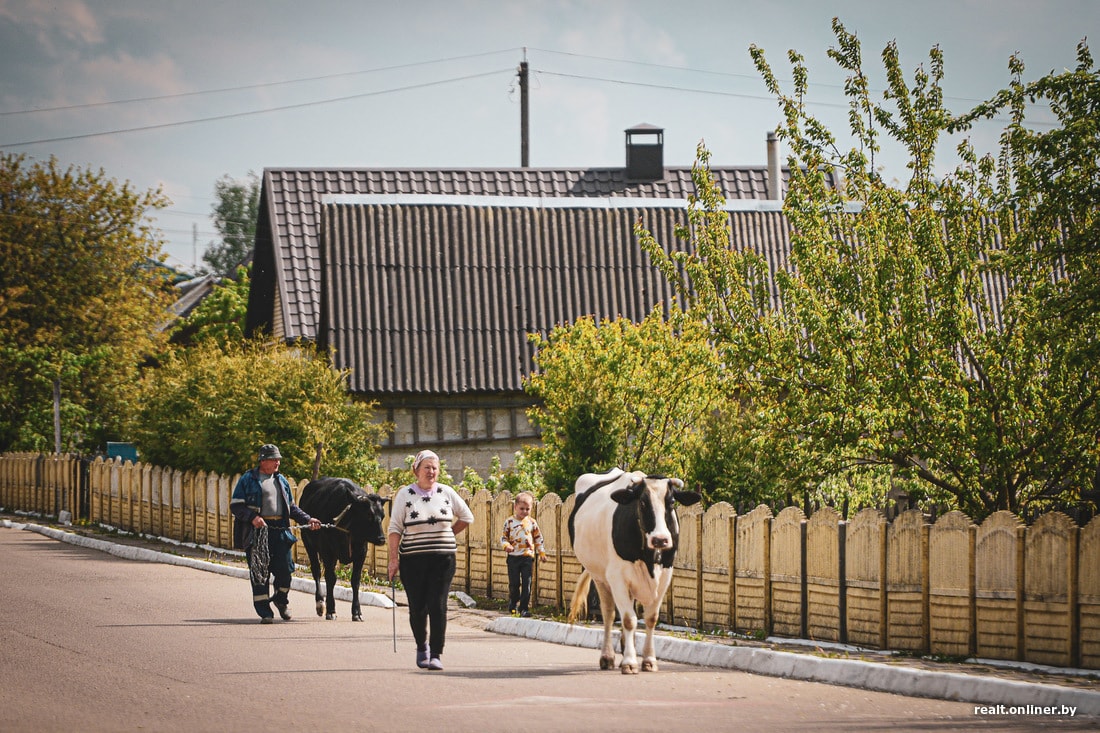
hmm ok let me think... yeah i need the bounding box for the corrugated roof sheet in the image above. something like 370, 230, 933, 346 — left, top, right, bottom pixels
319, 200, 778, 394
258, 166, 785, 343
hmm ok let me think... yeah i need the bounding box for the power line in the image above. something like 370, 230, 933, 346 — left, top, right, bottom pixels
533, 68, 1058, 127
534, 68, 827, 105
0, 68, 515, 148
527, 47, 1000, 105
529, 47, 768, 84
1, 48, 1059, 151
0, 48, 522, 117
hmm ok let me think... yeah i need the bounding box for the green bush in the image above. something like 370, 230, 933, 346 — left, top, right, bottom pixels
131, 338, 387, 481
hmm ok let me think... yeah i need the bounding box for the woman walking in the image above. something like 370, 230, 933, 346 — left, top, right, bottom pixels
387, 449, 473, 671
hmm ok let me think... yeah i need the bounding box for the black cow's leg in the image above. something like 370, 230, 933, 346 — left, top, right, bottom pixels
306, 544, 324, 617
323, 554, 338, 619
350, 551, 365, 621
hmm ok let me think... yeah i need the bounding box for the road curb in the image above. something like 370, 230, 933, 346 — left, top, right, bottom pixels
487, 616, 1100, 715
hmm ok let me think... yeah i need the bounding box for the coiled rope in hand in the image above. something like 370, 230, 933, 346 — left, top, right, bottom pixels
249, 524, 270, 586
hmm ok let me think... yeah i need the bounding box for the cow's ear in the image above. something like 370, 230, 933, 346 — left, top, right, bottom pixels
674, 489, 702, 506
610, 486, 639, 504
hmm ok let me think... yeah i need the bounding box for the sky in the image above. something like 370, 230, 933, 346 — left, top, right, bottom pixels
1, 0, 1095, 273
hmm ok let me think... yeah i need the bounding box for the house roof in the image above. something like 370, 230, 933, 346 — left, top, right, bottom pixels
247, 164, 822, 397
249, 166, 794, 342
321, 197, 801, 394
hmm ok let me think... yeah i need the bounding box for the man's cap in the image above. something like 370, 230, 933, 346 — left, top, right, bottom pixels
258, 444, 282, 461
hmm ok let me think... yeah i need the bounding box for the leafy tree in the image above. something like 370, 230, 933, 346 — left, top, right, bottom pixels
639, 20, 1097, 520
202, 172, 259, 277
130, 338, 388, 482
166, 265, 251, 348
525, 307, 723, 497
960, 41, 1100, 342
0, 153, 173, 453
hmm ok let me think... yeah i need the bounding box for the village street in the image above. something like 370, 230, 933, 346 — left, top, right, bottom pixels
2, 525, 1096, 732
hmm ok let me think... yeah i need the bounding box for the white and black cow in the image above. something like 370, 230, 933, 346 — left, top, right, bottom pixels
567, 467, 701, 674
299, 477, 388, 621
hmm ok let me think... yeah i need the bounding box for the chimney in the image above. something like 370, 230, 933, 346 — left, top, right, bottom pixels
625, 124, 664, 181
767, 131, 782, 200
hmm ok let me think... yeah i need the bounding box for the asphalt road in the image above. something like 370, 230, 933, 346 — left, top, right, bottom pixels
0, 527, 1092, 732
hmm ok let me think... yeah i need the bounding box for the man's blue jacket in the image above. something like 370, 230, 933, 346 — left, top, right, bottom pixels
230, 467, 312, 550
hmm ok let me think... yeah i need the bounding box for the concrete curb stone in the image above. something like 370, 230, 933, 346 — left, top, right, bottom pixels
486, 616, 1100, 715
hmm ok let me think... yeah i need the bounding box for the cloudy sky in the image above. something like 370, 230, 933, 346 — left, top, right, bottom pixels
1, 0, 1094, 272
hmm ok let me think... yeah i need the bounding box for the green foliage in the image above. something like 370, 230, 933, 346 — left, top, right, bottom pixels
525, 307, 723, 496
0, 153, 173, 453
636, 21, 1098, 520
201, 172, 259, 278
473, 451, 549, 497
749, 22, 1097, 519
130, 338, 387, 481
458, 453, 548, 497
167, 265, 251, 348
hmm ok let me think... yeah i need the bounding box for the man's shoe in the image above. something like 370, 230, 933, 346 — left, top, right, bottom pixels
427, 656, 443, 671
521, 610, 532, 618
275, 602, 292, 621
416, 647, 430, 668
260, 616, 274, 624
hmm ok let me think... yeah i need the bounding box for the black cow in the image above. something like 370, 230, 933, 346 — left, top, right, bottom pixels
299, 477, 389, 621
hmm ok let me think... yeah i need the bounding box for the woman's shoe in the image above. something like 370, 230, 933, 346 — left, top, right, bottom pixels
416, 646, 430, 668
427, 656, 443, 671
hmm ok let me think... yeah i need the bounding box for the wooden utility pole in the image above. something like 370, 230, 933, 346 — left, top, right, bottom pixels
519, 50, 529, 167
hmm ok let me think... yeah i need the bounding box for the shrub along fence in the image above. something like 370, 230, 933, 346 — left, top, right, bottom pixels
2, 452, 1097, 670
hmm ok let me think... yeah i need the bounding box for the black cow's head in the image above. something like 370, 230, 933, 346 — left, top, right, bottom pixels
347, 492, 389, 546
610, 475, 701, 552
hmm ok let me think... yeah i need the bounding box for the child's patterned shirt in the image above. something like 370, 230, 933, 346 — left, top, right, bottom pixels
500, 515, 546, 558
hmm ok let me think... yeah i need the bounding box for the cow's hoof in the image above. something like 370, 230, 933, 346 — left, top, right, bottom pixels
599, 656, 616, 670
352, 613, 363, 622
325, 613, 336, 620
315, 600, 324, 617
641, 659, 658, 672
620, 663, 639, 675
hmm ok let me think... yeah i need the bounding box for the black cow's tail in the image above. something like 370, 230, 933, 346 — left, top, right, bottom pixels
567, 570, 592, 624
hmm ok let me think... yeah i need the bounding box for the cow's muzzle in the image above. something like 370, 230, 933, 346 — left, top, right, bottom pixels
648, 534, 672, 550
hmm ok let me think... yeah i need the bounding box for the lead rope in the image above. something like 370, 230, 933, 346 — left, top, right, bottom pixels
249, 524, 270, 586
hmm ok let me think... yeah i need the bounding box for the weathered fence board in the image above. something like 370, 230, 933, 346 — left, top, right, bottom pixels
928, 511, 975, 658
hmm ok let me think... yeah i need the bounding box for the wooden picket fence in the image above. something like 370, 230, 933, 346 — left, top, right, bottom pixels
2, 452, 1097, 669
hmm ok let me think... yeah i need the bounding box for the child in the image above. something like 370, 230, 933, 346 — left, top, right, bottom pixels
499, 491, 547, 617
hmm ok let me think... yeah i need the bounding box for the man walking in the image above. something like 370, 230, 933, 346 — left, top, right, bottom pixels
230, 444, 320, 622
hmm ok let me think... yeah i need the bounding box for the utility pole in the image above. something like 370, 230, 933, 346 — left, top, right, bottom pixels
53, 378, 61, 454
519, 49, 529, 168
